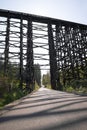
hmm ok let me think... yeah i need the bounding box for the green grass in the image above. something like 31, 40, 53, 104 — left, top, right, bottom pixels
45, 84, 52, 89
0, 88, 27, 108
0, 82, 40, 108
0, 98, 5, 109
34, 81, 40, 91
64, 86, 74, 93
64, 86, 87, 94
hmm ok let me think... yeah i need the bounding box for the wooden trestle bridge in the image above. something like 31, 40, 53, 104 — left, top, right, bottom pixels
0, 9, 87, 90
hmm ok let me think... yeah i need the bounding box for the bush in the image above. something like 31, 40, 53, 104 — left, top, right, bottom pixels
0, 77, 10, 97
65, 86, 74, 93
2, 88, 28, 106
64, 79, 87, 93
70, 79, 87, 89
34, 81, 40, 90
3, 93, 14, 104
45, 84, 52, 89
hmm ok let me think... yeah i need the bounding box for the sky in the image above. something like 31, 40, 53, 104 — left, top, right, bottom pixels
0, 0, 87, 75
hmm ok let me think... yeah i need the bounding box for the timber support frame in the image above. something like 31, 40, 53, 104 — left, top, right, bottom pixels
0, 9, 87, 90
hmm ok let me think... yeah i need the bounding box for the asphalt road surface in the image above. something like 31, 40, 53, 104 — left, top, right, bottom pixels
0, 87, 87, 130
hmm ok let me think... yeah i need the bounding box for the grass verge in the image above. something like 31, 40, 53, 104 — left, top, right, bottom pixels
0, 82, 40, 109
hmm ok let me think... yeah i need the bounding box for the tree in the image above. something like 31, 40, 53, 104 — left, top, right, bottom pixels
34, 64, 41, 86
42, 71, 50, 87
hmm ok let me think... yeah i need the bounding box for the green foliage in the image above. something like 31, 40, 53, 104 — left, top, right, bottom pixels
0, 81, 40, 108
70, 79, 87, 89
0, 58, 41, 108
0, 87, 29, 107
42, 72, 50, 86
34, 81, 40, 91
64, 86, 74, 93
0, 98, 4, 108
45, 84, 52, 89
0, 77, 10, 97
34, 64, 41, 86
3, 93, 14, 104
42, 72, 51, 89
58, 64, 87, 87
0, 75, 40, 108
64, 79, 87, 93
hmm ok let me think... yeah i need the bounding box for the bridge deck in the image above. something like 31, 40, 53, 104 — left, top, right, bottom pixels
0, 88, 87, 130
0, 9, 87, 27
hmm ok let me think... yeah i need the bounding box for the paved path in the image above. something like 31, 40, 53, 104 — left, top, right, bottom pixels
0, 87, 87, 130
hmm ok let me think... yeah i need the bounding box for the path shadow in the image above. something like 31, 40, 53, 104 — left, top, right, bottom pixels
0, 89, 87, 130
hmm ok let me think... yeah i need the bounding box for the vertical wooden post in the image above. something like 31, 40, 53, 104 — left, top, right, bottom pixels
56, 24, 63, 90
26, 19, 34, 91
19, 18, 23, 89
48, 23, 58, 90
4, 17, 10, 76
